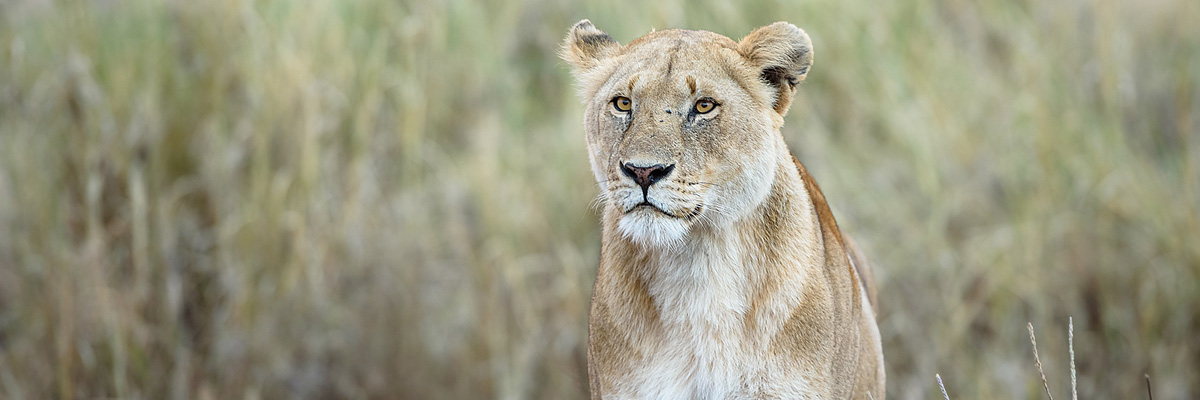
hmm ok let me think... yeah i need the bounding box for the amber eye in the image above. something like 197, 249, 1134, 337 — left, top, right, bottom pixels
613, 96, 633, 112
694, 99, 716, 114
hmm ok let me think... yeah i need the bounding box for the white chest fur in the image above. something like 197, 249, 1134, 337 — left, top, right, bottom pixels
611, 234, 816, 399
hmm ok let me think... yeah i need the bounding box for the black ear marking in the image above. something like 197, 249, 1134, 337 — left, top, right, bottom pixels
785, 47, 811, 77
760, 66, 798, 89
578, 30, 616, 49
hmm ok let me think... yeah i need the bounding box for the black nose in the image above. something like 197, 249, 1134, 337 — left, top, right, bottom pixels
621, 162, 675, 190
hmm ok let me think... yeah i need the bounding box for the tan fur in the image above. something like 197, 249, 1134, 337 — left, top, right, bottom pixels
564, 20, 885, 399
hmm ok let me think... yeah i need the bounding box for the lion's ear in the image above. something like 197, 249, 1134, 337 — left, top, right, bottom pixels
562, 19, 621, 74
738, 22, 814, 115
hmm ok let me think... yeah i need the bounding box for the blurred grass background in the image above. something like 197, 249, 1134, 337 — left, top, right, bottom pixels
1, 0, 1197, 398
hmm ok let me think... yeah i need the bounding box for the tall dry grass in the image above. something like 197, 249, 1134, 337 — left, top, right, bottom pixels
0, 0, 1197, 399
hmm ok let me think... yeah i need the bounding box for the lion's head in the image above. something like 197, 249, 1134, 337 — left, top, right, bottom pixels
563, 20, 814, 247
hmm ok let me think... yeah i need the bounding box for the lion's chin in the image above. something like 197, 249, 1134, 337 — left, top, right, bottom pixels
617, 208, 689, 248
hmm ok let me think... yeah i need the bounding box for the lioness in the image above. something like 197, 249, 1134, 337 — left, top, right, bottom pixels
562, 20, 885, 399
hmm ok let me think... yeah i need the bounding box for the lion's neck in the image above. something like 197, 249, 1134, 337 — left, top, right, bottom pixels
600, 150, 825, 338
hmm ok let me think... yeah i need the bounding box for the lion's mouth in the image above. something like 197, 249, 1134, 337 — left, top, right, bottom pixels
626, 201, 675, 217
624, 201, 702, 220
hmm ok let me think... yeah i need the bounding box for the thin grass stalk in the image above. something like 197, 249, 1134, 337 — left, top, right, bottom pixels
936, 373, 949, 400
1029, 322, 1055, 400
1069, 317, 1077, 400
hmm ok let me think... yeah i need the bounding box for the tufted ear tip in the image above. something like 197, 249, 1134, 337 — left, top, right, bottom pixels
562, 19, 621, 73
572, 19, 597, 32
738, 22, 814, 115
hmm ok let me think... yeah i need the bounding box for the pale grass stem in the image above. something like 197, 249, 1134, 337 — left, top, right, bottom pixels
1069, 317, 1077, 400
1028, 322, 1055, 400
936, 373, 949, 400
1145, 374, 1154, 400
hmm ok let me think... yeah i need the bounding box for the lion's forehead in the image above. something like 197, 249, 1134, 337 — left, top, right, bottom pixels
619, 35, 739, 78
595, 34, 761, 107
601, 59, 722, 105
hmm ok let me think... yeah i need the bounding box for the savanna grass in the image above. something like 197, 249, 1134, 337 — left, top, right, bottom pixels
1, 0, 1197, 398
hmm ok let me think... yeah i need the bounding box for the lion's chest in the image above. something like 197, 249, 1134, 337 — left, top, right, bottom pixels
614, 326, 747, 399
606, 253, 816, 399
610, 324, 814, 400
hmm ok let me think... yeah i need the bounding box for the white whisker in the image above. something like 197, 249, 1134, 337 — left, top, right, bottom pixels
589, 191, 611, 212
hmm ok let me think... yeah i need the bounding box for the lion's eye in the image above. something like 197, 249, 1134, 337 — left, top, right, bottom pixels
694, 99, 716, 114
613, 96, 633, 112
